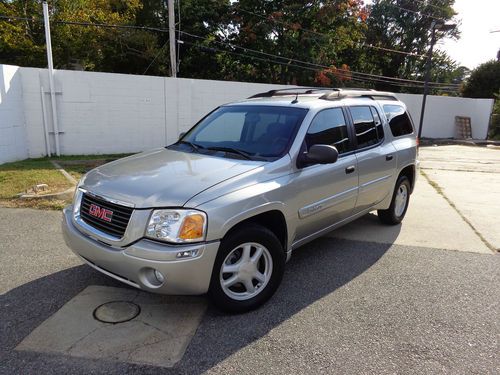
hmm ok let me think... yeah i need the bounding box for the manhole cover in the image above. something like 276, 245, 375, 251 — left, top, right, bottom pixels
93, 301, 140, 324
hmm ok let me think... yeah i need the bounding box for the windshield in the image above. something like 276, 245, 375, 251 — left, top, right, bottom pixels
171, 105, 308, 161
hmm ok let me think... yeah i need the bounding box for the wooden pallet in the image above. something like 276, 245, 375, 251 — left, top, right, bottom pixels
455, 116, 472, 139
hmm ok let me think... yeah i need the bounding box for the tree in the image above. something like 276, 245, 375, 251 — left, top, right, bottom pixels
0, 0, 463, 90
462, 60, 500, 98
362, 0, 458, 92
221, 0, 368, 85
0, 0, 165, 74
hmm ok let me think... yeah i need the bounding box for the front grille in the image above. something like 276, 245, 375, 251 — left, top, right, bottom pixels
80, 193, 133, 238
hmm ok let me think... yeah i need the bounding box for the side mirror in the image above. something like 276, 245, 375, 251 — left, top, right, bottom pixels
298, 144, 339, 168
178, 132, 186, 140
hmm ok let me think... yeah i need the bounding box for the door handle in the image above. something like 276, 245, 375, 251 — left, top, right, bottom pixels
386, 155, 394, 161
345, 166, 356, 174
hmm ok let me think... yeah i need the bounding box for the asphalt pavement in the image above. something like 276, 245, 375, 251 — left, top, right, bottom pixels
0, 207, 498, 374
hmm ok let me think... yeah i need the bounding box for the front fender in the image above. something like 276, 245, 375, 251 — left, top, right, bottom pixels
196, 180, 295, 249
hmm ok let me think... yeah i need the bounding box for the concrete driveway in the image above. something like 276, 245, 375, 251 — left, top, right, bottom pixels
418, 145, 500, 252
1, 145, 498, 374
332, 145, 499, 253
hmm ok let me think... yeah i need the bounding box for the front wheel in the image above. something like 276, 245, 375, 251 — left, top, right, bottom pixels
208, 224, 285, 313
378, 175, 411, 225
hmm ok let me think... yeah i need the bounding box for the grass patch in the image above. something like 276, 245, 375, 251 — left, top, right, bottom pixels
0, 159, 72, 199
0, 154, 132, 210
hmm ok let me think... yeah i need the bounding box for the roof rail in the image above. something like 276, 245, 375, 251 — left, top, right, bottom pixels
320, 90, 398, 101
248, 87, 339, 99
247, 87, 398, 101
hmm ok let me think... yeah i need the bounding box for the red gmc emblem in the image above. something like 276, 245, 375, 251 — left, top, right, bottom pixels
88, 204, 113, 222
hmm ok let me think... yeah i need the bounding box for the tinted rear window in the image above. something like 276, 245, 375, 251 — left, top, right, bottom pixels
349, 106, 379, 149
383, 105, 414, 137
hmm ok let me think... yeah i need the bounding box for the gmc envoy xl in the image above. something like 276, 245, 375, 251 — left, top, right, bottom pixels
62, 88, 418, 312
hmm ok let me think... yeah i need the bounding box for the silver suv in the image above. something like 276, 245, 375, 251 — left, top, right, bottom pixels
62, 88, 418, 312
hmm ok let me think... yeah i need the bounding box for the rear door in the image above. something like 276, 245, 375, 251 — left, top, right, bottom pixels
291, 107, 359, 241
348, 105, 397, 213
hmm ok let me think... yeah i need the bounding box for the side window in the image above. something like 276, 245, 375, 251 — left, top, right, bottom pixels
350, 106, 379, 149
383, 105, 414, 137
305, 108, 350, 154
371, 107, 384, 140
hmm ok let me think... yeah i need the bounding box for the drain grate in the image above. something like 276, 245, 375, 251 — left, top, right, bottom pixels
93, 301, 140, 324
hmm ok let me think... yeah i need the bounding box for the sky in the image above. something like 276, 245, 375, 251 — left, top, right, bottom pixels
439, 0, 500, 69
363, 0, 500, 69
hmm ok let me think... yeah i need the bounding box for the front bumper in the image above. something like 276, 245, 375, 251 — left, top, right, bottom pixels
62, 207, 219, 295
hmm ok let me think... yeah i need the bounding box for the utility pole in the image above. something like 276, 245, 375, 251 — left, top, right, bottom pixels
418, 20, 456, 141
42, 0, 60, 156
168, 0, 177, 77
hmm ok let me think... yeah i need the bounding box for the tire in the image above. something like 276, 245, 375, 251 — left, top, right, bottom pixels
208, 223, 285, 313
377, 175, 411, 225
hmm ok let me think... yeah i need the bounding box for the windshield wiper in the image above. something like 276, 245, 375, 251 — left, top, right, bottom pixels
178, 140, 204, 152
206, 146, 253, 160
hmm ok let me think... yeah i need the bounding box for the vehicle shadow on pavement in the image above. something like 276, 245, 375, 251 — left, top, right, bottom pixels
0, 236, 393, 373
179, 236, 392, 374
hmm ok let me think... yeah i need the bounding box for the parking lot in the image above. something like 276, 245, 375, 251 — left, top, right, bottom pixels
1, 145, 499, 374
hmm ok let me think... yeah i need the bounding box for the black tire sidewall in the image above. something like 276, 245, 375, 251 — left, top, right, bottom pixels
389, 176, 411, 223
208, 224, 285, 313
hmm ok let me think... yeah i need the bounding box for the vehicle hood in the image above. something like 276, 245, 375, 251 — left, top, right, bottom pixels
80, 148, 265, 208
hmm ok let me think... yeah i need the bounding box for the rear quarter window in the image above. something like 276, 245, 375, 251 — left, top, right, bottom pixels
383, 105, 414, 137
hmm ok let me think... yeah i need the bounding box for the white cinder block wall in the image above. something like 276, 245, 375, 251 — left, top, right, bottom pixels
397, 93, 494, 140
0, 65, 28, 162
0, 64, 495, 164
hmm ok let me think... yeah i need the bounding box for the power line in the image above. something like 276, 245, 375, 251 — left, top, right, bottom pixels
143, 40, 168, 75
180, 30, 459, 88
404, 0, 453, 15
1, 13, 459, 89
348, 76, 458, 92
0, 14, 169, 32
182, 39, 458, 91
362, 43, 426, 58
388, 3, 443, 21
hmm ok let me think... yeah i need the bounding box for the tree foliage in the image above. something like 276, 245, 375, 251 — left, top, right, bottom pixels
362, 0, 457, 92
462, 60, 500, 99
0, 0, 474, 95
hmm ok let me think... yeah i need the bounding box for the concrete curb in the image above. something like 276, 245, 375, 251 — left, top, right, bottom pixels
420, 138, 500, 147
19, 160, 77, 201
50, 160, 78, 185
19, 187, 75, 201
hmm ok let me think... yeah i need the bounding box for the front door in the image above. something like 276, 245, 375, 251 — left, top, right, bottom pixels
290, 107, 359, 242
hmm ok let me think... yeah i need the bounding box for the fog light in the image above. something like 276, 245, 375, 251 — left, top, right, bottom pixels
154, 270, 165, 283
176, 249, 199, 259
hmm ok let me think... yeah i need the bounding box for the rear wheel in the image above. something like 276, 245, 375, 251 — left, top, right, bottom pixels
208, 224, 285, 313
378, 175, 411, 225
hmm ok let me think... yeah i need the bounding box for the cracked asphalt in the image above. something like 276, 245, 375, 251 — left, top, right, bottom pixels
1, 207, 498, 374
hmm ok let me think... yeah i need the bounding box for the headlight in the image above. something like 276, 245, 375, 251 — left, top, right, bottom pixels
146, 209, 207, 243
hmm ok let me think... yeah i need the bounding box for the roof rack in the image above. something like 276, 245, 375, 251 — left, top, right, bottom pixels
248, 87, 339, 99
320, 90, 398, 101
248, 87, 397, 101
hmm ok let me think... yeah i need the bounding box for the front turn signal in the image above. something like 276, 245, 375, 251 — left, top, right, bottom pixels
179, 214, 205, 241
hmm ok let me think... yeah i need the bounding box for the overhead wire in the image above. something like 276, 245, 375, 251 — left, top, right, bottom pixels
410, 0, 455, 14
180, 30, 459, 88
182, 39, 458, 91
0, 12, 459, 90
